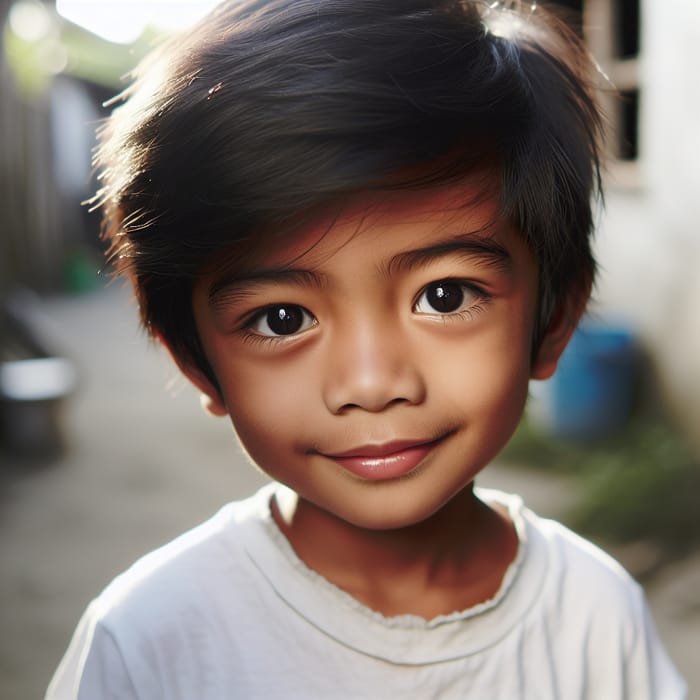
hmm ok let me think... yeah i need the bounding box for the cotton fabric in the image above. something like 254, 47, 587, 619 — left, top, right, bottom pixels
46, 483, 686, 699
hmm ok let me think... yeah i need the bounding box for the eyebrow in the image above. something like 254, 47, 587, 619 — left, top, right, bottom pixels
208, 231, 512, 308
383, 232, 513, 277
208, 268, 327, 310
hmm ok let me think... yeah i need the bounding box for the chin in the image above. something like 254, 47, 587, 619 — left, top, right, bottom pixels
330, 489, 451, 532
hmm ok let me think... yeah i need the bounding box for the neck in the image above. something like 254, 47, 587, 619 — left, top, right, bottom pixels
271, 484, 518, 619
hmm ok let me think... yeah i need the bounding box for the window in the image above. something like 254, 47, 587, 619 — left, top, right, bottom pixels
582, 0, 643, 182
550, 0, 643, 184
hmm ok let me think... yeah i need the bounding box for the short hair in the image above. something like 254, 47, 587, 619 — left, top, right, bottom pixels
95, 0, 604, 388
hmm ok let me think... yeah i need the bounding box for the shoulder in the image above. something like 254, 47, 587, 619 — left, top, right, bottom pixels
515, 502, 687, 698
481, 487, 642, 610
521, 505, 646, 622
475, 488, 687, 698
475, 487, 652, 656
99, 484, 275, 617
482, 491, 674, 638
46, 484, 278, 698
532, 511, 639, 589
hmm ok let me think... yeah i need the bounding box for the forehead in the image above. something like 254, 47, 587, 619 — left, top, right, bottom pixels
209, 178, 506, 278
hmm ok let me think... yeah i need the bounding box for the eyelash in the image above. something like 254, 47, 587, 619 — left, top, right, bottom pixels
238, 278, 490, 344
435, 304, 487, 324
239, 304, 317, 345
412, 279, 490, 320
239, 331, 291, 348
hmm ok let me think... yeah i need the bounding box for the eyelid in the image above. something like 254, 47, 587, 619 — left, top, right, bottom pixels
412, 278, 487, 303
209, 268, 327, 307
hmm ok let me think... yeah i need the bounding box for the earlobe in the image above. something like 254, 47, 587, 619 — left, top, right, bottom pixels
156, 334, 228, 418
180, 362, 229, 417
198, 390, 228, 417
531, 291, 588, 381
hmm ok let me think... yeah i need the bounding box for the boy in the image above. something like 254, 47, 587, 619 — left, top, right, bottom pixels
47, 0, 686, 697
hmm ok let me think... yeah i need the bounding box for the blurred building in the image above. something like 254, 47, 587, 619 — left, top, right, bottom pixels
0, 0, 63, 296
579, 0, 700, 452
0, 0, 149, 303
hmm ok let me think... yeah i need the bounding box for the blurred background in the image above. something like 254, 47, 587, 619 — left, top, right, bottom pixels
0, 1, 698, 698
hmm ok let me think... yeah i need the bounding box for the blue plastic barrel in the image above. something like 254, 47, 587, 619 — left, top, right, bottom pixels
547, 322, 639, 440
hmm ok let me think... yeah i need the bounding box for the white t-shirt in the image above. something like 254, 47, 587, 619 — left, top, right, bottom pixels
46, 483, 686, 699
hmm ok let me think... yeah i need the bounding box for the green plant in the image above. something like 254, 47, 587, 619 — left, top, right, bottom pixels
501, 416, 700, 554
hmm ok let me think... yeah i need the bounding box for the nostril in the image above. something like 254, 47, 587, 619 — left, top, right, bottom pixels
334, 395, 416, 416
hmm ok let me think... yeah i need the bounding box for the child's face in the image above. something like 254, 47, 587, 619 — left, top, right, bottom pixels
187, 182, 564, 530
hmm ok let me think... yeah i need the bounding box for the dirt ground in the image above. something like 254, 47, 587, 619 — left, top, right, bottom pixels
1, 285, 697, 699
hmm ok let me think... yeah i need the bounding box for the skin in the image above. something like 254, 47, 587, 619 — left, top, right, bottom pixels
175, 182, 582, 619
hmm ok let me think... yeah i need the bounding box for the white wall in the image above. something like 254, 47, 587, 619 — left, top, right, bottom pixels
590, 0, 700, 451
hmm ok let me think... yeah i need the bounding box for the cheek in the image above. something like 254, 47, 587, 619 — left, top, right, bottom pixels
439, 355, 529, 419
217, 355, 319, 461
427, 324, 532, 422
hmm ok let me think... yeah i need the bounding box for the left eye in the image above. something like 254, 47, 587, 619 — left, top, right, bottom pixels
414, 281, 481, 314
251, 305, 317, 336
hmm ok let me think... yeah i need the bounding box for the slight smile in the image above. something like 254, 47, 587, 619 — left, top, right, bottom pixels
319, 435, 451, 481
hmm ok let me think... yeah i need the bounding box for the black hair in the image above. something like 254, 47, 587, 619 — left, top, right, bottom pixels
95, 0, 604, 388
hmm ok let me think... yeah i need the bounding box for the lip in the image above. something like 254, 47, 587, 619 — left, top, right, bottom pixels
321, 436, 447, 481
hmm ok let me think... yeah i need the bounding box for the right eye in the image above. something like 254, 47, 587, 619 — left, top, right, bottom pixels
250, 305, 317, 337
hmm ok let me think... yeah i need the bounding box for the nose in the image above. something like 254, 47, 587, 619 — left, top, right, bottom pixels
321, 317, 426, 415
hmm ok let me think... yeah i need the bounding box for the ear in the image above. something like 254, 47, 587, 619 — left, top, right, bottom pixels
531, 289, 588, 381
180, 363, 229, 418
157, 335, 228, 417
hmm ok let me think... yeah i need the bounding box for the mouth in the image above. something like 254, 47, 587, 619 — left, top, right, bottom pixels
319, 434, 451, 481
